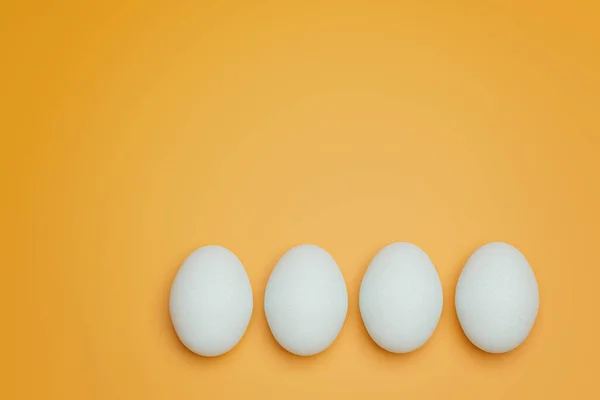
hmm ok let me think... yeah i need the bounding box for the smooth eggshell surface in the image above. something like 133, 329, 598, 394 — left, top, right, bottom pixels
359, 242, 443, 353
455, 242, 539, 353
264, 244, 348, 356
169, 245, 253, 357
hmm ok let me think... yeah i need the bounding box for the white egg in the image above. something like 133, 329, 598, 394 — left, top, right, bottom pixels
264, 244, 348, 356
169, 245, 253, 357
455, 242, 539, 353
359, 242, 443, 353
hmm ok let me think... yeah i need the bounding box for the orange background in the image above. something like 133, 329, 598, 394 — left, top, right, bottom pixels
3, 1, 600, 399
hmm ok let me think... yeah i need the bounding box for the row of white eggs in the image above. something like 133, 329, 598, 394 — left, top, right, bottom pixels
170, 242, 539, 357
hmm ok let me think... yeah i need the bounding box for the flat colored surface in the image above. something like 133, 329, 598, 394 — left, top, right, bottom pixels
2, 1, 600, 399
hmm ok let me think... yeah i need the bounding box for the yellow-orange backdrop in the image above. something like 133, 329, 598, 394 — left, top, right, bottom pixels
3, 1, 600, 399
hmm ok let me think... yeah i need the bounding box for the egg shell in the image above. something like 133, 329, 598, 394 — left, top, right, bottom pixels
455, 242, 539, 353
359, 242, 443, 353
264, 244, 348, 356
169, 245, 253, 357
